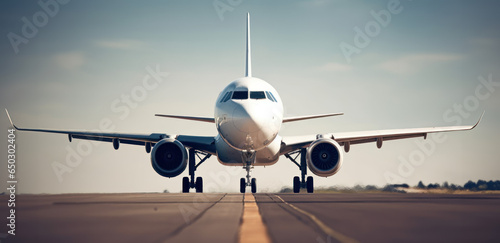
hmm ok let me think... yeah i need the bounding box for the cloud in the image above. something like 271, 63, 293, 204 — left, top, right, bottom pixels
317, 62, 353, 72
94, 39, 144, 50
52, 52, 85, 70
376, 54, 463, 74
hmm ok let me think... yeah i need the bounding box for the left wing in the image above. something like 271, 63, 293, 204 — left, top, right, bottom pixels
5, 109, 216, 154
281, 112, 483, 154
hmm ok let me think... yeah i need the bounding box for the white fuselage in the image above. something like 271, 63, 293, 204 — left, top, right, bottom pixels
214, 77, 284, 166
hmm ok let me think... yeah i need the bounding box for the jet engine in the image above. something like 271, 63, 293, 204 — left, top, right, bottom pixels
306, 138, 343, 177
151, 138, 188, 178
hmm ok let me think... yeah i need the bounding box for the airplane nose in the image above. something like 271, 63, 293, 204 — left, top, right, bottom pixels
225, 103, 281, 150
232, 104, 266, 133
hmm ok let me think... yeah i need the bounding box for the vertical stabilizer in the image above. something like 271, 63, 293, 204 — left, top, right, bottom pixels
245, 13, 252, 77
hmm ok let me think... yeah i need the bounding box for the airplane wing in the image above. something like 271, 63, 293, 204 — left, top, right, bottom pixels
5, 109, 216, 154
280, 112, 483, 155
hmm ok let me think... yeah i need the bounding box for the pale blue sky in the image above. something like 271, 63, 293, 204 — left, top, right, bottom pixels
1, 0, 499, 193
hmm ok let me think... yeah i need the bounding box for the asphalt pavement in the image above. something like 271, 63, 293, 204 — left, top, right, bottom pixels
1, 192, 499, 243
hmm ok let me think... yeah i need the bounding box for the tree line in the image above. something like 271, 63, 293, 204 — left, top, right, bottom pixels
279, 179, 500, 193
416, 179, 500, 191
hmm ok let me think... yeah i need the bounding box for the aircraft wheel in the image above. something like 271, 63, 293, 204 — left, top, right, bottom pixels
306, 176, 314, 193
195, 177, 203, 193
293, 176, 300, 193
251, 178, 257, 193
240, 178, 246, 193
182, 177, 190, 193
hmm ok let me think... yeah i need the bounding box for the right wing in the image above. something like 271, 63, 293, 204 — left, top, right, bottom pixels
6, 109, 216, 154
281, 112, 483, 154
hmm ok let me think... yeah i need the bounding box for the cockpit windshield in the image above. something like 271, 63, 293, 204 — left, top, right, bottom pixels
227, 90, 277, 102
250, 91, 266, 99
232, 91, 248, 99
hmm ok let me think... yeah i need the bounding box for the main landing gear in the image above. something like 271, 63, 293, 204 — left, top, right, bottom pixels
182, 149, 211, 193
285, 148, 314, 193
240, 150, 257, 193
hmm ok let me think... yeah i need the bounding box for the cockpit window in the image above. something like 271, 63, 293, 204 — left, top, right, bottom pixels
221, 91, 232, 102
232, 91, 248, 100
250, 91, 266, 99
266, 91, 277, 102
219, 91, 231, 103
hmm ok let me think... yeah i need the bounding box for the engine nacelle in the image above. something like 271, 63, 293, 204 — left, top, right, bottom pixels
151, 138, 188, 178
306, 138, 343, 177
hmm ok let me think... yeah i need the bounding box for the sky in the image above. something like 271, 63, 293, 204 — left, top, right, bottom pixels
1, 0, 499, 193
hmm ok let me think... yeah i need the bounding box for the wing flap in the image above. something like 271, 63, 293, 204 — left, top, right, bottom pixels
70, 135, 150, 146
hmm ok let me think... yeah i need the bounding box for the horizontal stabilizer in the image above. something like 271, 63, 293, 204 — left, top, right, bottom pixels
155, 114, 215, 123
283, 112, 344, 123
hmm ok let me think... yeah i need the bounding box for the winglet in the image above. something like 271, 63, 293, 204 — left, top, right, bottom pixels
5, 109, 17, 129
471, 110, 485, 129
245, 12, 252, 77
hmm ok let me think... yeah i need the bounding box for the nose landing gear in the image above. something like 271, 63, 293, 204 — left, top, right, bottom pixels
240, 150, 257, 193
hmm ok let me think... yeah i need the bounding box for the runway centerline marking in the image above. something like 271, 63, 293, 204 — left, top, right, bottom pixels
275, 195, 359, 243
239, 193, 271, 243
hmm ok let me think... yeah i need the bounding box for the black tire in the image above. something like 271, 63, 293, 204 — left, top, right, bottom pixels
306, 176, 314, 193
293, 176, 300, 193
182, 177, 190, 193
195, 177, 203, 193
251, 178, 257, 193
240, 178, 246, 193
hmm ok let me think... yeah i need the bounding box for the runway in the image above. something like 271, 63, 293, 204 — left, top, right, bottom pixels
1, 193, 500, 242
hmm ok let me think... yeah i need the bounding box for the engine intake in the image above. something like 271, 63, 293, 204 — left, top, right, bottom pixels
151, 138, 188, 178
306, 138, 343, 177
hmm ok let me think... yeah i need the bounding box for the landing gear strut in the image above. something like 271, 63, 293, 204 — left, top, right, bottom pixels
240, 150, 257, 193
285, 148, 314, 193
182, 148, 211, 193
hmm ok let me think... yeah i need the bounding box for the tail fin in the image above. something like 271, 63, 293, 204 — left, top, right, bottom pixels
245, 13, 252, 77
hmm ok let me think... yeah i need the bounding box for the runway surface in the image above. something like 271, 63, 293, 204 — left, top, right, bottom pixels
1, 192, 500, 242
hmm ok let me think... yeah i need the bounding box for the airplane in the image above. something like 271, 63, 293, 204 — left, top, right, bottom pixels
5, 13, 483, 194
